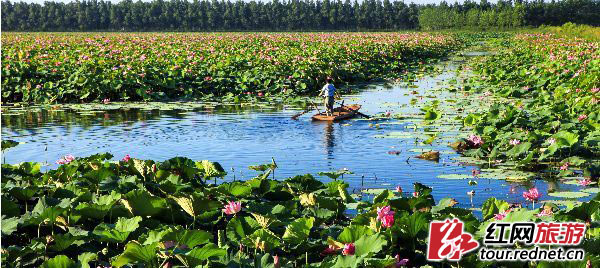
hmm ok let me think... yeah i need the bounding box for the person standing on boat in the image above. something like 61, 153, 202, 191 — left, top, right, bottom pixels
320, 77, 340, 116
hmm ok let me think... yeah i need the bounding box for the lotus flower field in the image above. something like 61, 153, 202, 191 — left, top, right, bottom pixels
457, 33, 600, 177
1, 32, 460, 103
1, 153, 599, 267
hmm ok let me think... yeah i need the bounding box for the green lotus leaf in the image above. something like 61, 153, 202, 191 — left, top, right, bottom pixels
1, 140, 19, 150
217, 182, 252, 197
337, 225, 373, 244
284, 174, 324, 192
75, 203, 113, 220
226, 216, 260, 243
1, 197, 21, 217
77, 252, 98, 268
553, 131, 579, 147
1, 216, 20, 236
171, 193, 221, 217
354, 234, 387, 257
547, 191, 590, 199
123, 189, 168, 217
506, 142, 531, 157
83, 168, 114, 185
373, 189, 393, 204
9, 186, 37, 201
395, 211, 430, 241
41, 255, 77, 268
31, 197, 66, 225
481, 197, 510, 221
582, 188, 600, 194
242, 229, 281, 252
112, 241, 158, 267
49, 233, 80, 252
163, 229, 212, 248
332, 255, 360, 268
282, 217, 314, 244
431, 197, 459, 214
199, 160, 226, 178
93, 216, 142, 243
310, 208, 336, 220
180, 243, 227, 267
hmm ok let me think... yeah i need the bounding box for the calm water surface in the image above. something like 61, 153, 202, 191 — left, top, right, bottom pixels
1, 55, 589, 210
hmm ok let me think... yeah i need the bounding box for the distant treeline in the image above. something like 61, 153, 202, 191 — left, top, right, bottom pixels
419, 0, 600, 30
1, 0, 598, 31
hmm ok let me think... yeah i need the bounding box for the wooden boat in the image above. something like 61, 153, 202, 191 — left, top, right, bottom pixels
311, 104, 362, 121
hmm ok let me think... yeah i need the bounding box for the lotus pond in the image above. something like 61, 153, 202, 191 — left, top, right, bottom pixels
4, 51, 596, 210
1, 33, 599, 267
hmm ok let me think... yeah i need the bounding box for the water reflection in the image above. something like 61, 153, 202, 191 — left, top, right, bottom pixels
322, 122, 335, 160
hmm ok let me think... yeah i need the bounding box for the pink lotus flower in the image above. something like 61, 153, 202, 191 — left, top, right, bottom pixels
467, 134, 483, 147
342, 243, 355, 256
321, 245, 338, 256
547, 138, 556, 145
222, 201, 241, 215
592, 88, 600, 93
494, 212, 507, 220
412, 191, 420, 197
560, 162, 569, 171
103, 98, 110, 104
509, 139, 521, 146
122, 154, 131, 162
257, 92, 264, 97
381, 214, 395, 228
385, 111, 391, 117
395, 255, 409, 267
56, 154, 75, 165
396, 186, 402, 194
494, 209, 511, 220
578, 178, 593, 186
523, 188, 541, 202
376, 206, 394, 221
273, 255, 280, 268
578, 114, 587, 121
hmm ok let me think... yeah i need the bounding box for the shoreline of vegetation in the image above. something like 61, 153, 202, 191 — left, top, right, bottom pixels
450, 28, 599, 180
1, 152, 599, 267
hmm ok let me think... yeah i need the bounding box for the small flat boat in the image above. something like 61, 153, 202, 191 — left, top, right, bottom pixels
312, 104, 362, 121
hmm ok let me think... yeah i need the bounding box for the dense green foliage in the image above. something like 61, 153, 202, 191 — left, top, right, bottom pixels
536, 23, 600, 41
457, 32, 600, 177
2, 153, 599, 267
1, 32, 460, 103
1, 0, 598, 31
418, 0, 600, 30
1, 0, 421, 31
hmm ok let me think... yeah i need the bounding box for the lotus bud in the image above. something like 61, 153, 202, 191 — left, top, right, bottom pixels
152, 164, 157, 173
